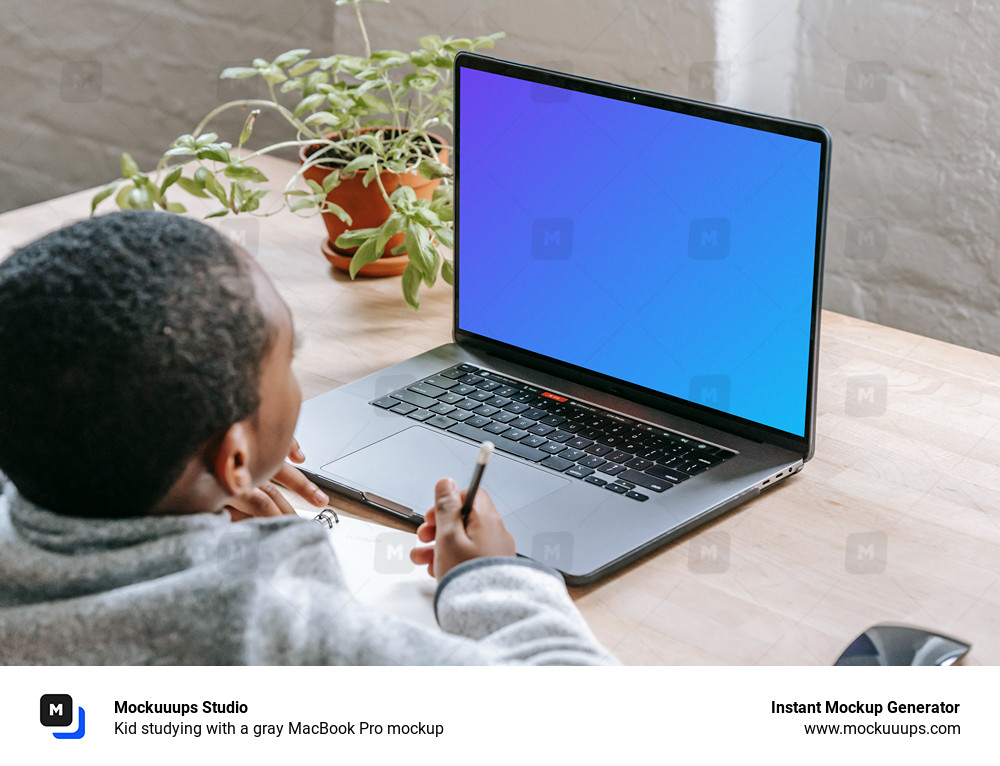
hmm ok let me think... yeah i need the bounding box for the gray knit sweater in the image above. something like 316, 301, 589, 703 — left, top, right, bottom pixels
0, 475, 615, 665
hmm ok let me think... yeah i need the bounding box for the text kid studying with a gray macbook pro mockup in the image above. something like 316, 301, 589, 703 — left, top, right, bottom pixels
294, 53, 832, 584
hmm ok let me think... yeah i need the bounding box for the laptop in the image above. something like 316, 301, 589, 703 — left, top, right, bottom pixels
294, 53, 831, 585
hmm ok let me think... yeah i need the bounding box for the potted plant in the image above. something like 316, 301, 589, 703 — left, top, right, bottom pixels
91, 0, 502, 309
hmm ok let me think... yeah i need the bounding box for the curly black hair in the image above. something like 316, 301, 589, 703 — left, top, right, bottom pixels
0, 211, 272, 518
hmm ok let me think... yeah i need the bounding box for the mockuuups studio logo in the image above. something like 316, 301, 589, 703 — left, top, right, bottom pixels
374, 531, 415, 574
531, 218, 573, 260
217, 217, 260, 258
688, 530, 730, 573
688, 218, 730, 259
845, 61, 888, 103
846, 532, 887, 574
689, 374, 730, 410
845, 218, 887, 261
531, 60, 573, 102
60, 61, 102, 103
688, 61, 731, 101
531, 531, 574, 570
845, 374, 887, 417
40, 694, 86, 739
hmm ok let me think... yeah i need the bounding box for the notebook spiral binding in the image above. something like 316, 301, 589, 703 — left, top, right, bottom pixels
314, 508, 339, 528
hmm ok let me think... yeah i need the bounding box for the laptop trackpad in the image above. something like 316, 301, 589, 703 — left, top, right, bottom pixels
320, 426, 569, 517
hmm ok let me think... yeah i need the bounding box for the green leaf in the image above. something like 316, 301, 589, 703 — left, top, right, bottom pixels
419, 34, 442, 52
288, 58, 321, 77
177, 176, 209, 198
205, 208, 230, 219
362, 165, 378, 187
342, 154, 377, 175
441, 258, 454, 285
321, 170, 341, 193
335, 226, 381, 248
273, 48, 311, 68
238, 109, 259, 146
224, 163, 268, 183
230, 179, 246, 208
220, 66, 259, 80
404, 225, 433, 277
407, 203, 441, 228
348, 238, 380, 279
159, 166, 183, 195
196, 145, 232, 164
305, 179, 325, 196
357, 132, 384, 154
303, 111, 341, 126
409, 50, 433, 68
90, 181, 120, 215
469, 31, 505, 49
375, 214, 405, 257
360, 92, 391, 112
142, 176, 162, 205
423, 239, 441, 288
120, 153, 140, 179
194, 132, 219, 147
405, 73, 438, 91
289, 198, 316, 213
165, 202, 187, 213
416, 157, 452, 180
115, 183, 133, 210
126, 186, 152, 210
320, 201, 351, 225
401, 263, 421, 310
293, 92, 327, 117
303, 70, 330, 95
203, 172, 229, 206
434, 226, 454, 249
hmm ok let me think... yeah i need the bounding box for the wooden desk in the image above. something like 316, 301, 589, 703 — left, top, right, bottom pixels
3, 156, 998, 665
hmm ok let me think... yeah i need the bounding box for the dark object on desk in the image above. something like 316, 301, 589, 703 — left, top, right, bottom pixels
835, 624, 971, 666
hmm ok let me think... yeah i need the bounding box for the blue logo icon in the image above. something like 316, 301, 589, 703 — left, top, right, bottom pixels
688, 218, 731, 259
40, 694, 86, 739
531, 218, 574, 260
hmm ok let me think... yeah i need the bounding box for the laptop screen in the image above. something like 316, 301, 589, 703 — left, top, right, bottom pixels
455, 61, 825, 439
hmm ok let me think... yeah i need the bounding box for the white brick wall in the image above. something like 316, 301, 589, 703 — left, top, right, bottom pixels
712, 0, 1000, 354
1, 0, 997, 353
0, 0, 335, 212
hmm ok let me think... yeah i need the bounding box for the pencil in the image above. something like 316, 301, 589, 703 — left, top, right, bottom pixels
460, 441, 494, 523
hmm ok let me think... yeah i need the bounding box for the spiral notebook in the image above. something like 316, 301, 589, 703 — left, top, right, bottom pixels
295, 508, 437, 628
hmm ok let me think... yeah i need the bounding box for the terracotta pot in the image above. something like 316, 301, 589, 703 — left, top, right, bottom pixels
299, 130, 449, 277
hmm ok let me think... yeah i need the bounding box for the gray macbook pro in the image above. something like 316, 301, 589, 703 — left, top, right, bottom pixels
293, 53, 831, 585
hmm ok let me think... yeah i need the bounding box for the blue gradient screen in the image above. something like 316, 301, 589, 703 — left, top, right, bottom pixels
457, 67, 822, 437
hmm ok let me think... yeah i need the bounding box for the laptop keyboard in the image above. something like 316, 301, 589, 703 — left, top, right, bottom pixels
370, 364, 736, 502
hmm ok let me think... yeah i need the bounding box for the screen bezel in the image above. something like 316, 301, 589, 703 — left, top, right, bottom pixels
453, 52, 831, 458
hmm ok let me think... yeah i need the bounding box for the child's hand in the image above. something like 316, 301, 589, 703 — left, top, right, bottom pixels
225, 439, 329, 521
409, 477, 516, 580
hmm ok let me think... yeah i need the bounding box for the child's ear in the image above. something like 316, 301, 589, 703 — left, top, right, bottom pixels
209, 421, 255, 497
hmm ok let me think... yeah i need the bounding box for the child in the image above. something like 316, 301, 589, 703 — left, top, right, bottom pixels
0, 211, 615, 665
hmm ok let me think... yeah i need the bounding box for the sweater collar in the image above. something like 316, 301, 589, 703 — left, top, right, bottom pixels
6, 483, 228, 554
